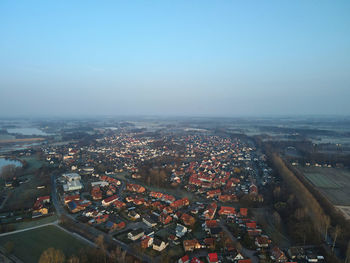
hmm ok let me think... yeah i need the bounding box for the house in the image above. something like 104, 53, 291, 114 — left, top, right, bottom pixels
128, 228, 144, 241
33, 196, 50, 216
191, 257, 203, 263
35, 196, 50, 205
247, 229, 262, 237
203, 220, 218, 231
105, 221, 118, 233
67, 201, 81, 213
113, 200, 126, 209
218, 206, 236, 216
153, 238, 168, 251
116, 221, 126, 230
204, 238, 215, 250
203, 202, 217, 220
255, 236, 271, 248
171, 198, 190, 210
91, 181, 109, 187
249, 184, 258, 195
91, 186, 102, 200
240, 208, 248, 217
183, 239, 201, 252
207, 189, 221, 198
178, 255, 190, 263
159, 212, 172, 225
141, 235, 153, 248
219, 194, 237, 202
270, 246, 288, 262
143, 216, 157, 228
181, 213, 196, 226
207, 253, 219, 263
126, 183, 145, 193
128, 210, 140, 220
102, 195, 118, 207
175, 224, 188, 238
95, 214, 109, 224
64, 194, 80, 204
246, 221, 257, 229
231, 252, 244, 261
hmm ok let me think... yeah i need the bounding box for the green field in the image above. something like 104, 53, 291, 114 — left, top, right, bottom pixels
0, 225, 90, 263
301, 167, 350, 206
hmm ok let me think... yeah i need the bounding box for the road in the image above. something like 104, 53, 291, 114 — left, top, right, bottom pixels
219, 221, 259, 263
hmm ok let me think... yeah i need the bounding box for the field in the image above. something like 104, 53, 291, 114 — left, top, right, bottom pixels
0, 225, 89, 263
2, 156, 50, 211
300, 167, 350, 206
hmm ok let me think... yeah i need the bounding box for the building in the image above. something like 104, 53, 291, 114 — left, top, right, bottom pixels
153, 238, 168, 251
178, 255, 190, 263
143, 216, 157, 228
183, 239, 201, 252
270, 246, 288, 262
218, 206, 236, 216
175, 224, 188, 238
102, 195, 118, 207
128, 229, 144, 241
62, 173, 83, 192
181, 213, 196, 226
207, 253, 219, 263
141, 236, 153, 248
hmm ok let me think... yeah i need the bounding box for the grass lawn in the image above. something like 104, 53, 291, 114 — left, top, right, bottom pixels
0, 225, 89, 263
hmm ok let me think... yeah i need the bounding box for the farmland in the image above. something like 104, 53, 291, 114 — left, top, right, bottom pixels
300, 166, 350, 206
0, 225, 89, 263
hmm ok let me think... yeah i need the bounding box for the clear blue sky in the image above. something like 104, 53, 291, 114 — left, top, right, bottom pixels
1, 1, 349, 117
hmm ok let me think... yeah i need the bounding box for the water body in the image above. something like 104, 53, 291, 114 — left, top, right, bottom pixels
7, 128, 47, 136
0, 158, 22, 171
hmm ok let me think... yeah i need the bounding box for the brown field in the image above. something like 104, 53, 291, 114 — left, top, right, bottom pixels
300, 167, 350, 206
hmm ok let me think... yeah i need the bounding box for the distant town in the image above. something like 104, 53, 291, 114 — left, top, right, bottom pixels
0, 117, 349, 263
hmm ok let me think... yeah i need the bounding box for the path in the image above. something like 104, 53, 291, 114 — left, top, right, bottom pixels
0, 221, 58, 237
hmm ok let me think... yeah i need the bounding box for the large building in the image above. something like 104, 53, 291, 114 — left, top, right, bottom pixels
62, 173, 83, 192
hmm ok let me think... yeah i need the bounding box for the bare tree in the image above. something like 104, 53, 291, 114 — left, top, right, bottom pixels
332, 225, 341, 252
0, 164, 17, 181
94, 235, 106, 263
345, 241, 350, 263
39, 248, 65, 263
67, 255, 80, 263
323, 215, 330, 241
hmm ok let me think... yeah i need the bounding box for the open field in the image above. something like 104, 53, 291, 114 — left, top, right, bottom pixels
0, 225, 89, 263
300, 167, 350, 206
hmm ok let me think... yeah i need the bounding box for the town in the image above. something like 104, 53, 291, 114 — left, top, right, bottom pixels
1, 122, 342, 263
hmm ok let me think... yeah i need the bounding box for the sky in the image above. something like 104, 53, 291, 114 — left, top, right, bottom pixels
0, 1, 350, 117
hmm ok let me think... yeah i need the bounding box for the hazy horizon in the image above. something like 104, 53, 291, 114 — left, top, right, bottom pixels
1, 1, 350, 117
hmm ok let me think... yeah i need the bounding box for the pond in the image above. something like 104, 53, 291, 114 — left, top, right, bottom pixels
0, 158, 22, 171
7, 128, 48, 136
